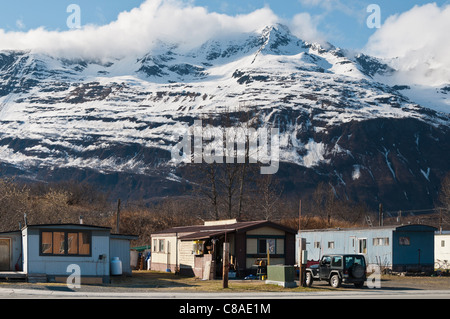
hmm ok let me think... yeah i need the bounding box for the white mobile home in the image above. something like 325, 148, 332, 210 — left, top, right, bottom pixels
297, 224, 437, 273
0, 223, 138, 283
435, 232, 450, 269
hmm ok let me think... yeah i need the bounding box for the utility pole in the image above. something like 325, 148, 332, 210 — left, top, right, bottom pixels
222, 241, 230, 289
379, 203, 383, 227
298, 199, 306, 287
116, 199, 121, 234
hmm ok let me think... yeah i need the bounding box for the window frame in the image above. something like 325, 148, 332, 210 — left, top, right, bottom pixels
159, 239, 165, 253
39, 230, 92, 257
257, 238, 276, 255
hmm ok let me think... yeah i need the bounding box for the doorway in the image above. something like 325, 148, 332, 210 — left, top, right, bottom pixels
358, 238, 367, 255
0, 239, 11, 271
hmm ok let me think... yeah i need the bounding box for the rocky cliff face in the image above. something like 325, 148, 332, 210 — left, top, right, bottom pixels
0, 24, 448, 211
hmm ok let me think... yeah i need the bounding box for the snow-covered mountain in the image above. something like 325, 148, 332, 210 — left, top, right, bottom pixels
0, 24, 448, 210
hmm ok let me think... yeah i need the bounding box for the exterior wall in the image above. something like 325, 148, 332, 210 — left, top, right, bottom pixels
150, 235, 179, 272
24, 227, 110, 282
150, 235, 180, 271
392, 227, 434, 272
298, 228, 394, 269
435, 234, 450, 266
110, 238, 132, 276
245, 227, 287, 269
0, 232, 22, 271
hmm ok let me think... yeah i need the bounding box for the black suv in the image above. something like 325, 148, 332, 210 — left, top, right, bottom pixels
305, 254, 367, 288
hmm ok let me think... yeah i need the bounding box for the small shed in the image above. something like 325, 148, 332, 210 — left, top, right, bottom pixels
150, 219, 296, 279
297, 224, 437, 273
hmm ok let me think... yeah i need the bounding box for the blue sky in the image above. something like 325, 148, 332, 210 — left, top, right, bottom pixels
0, 0, 449, 50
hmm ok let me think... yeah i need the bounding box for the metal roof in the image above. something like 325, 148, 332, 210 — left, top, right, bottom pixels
299, 224, 437, 233
152, 220, 297, 240
23, 223, 112, 230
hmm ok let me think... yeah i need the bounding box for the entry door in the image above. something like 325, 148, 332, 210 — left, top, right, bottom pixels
0, 239, 11, 271
358, 238, 367, 255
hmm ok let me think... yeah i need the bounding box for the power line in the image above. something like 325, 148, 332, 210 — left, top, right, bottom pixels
386, 207, 446, 215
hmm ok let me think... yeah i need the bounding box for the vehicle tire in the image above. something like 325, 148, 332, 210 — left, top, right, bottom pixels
351, 264, 365, 279
330, 274, 341, 288
354, 281, 364, 288
305, 272, 313, 287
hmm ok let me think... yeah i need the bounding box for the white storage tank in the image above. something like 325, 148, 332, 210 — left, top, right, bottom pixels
111, 257, 122, 276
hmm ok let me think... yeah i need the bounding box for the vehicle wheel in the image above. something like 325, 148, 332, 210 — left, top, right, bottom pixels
330, 274, 341, 288
305, 272, 313, 287
354, 281, 364, 288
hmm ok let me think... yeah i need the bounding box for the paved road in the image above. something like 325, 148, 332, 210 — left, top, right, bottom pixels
0, 287, 449, 299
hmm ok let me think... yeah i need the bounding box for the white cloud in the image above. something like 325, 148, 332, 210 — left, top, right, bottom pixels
0, 0, 282, 60
289, 12, 327, 45
364, 3, 450, 87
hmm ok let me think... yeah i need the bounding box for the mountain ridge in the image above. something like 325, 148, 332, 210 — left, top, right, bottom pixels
0, 23, 448, 211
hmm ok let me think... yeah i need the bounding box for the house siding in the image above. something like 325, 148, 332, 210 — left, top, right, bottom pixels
110, 237, 132, 276
392, 228, 434, 272
0, 231, 22, 271
435, 234, 450, 266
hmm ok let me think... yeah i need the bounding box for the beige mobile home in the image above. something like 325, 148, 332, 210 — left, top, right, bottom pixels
150, 219, 296, 279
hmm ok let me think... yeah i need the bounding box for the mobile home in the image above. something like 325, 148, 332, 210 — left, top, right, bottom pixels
151, 219, 297, 278
0, 223, 138, 283
435, 232, 450, 269
297, 224, 436, 273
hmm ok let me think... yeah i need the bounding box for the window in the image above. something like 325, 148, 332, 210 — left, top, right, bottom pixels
344, 255, 366, 268
373, 237, 389, 246
258, 238, 276, 254
321, 256, 331, 265
441, 240, 446, 248
314, 241, 321, 249
399, 237, 410, 246
159, 239, 165, 253
68, 232, 78, 255
40, 231, 91, 256
153, 239, 157, 252
328, 241, 335, 249
331, 256, 342, 267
